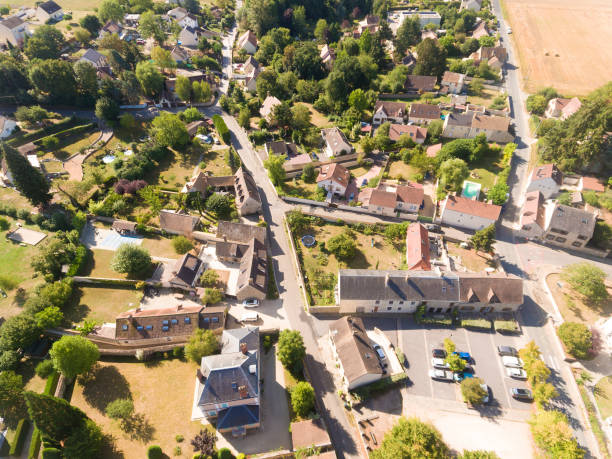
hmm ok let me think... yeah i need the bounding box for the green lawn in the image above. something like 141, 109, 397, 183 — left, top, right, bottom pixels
468, 147, 505, 190
80, 249, 157, 280
141, 235, 181, 258
595, 376, 612, 420
64, 285, 141, 324
282, 180, 321, 200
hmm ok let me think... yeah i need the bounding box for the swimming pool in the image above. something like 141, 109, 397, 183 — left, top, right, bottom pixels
99, 231, 143, 250
461, 180, 482, 200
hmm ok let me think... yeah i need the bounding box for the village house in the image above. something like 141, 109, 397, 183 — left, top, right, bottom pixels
192, 327, 261, 435
79, 48, 109, 69
178, 26, 199, 47
545, 97, 582, 120
159, 209, 200, 235
167, 7, 198, 28
336, 269, 524, 314
441, 71, 466, 94
404, 75, 437, 93
470, 113, 514, 143
0, 116, 17, 139
401, 51, 416, 69
329, 316, 384, 390
0, 16, 28, 48
442, 112, 474, 139
169, 253, 203, 291
408, 103, 441, 125
357, 14, 380, 35
265, 141, 298, 157
320, 44, 335, 70
291, 419, 332, 454
373, 101, 407, 125
526, 163, 563, 198
460, 0, 482, 11
359, 182, 424, 215
542, 203, 596, 249
388, 124, 427, 144
439, 195, 501, 231
259, 95, 281, 122
233, 168, 262, 216
238, 30, 257, 54
35, 0, 63, 23
470, 46, 507, 69
321, 127, 353, 157
316, 163, 350, 196
579, 176, 605, 193
244, 66, 261, 92
471, 20, 489, 39
164, 69, 214, 103
99, 20, 123, 38
123, 13, 140, 27
243, 56, 259, 75
111, 220, 137, 236
405, 223, 431, 270
518, 191, 546, 241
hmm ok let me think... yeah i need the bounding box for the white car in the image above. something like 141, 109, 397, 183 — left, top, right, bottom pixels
240, 312, 259, 322
506, 367, 528, 380
431, 358, 449, 369
507, 27, 512, 34
429, 369, 453, 381
242, 298, 259, 308
480, 384, 490, 404
373, 344, 386, 360
502, 356, 524, 368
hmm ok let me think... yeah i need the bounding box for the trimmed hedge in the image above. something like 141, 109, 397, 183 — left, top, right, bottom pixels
28, 428, 41, 459
351, 373, 408, 402
494, 319, 520, 333
8, 418, 29, 456
42, 447, 61, 459
212, 114, 230, 144
148, 445, 163, 459
66, 245, 88, 277
266, 257, 278, 299
44, 371, 60, 396
461, 318, 492, 330
34, 123, 95, 148
6, 117, 80, 146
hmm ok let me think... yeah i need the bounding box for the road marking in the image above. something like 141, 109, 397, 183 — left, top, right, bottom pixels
490, 333, 514, 408
546, 354, 559, 371
462, 328, 474, 359
423, 329, 435, 397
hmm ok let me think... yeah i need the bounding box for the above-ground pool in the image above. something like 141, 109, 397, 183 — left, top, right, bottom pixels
102, 154, 116, 164
301, 235, 316, 247
461, 180, 482, 200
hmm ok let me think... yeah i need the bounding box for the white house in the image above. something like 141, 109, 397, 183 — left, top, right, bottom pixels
238, 30, 257, 54
316, 163, 350, 196
178, 26, 199, 47
545, 97, 581, 120
321, 127, 353, 157
460, 0, 482, 11
441, 71, 466, 94
320, 44, 335, 70
526, 163, 563, 199
0, 116, 17, 139
167, 7, 198, 28
372, 101, 407, 125
35, 0, 63, 23
0, 16, 28, 48
440, 195, 502, 231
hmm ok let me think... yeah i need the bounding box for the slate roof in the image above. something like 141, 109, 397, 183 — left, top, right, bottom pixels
170, 253, 201, 288
457, 273, 523, 304
547, 203, 596, 236
443, 195, 501, 221
80, 48, 108, 67
234, 167, 261, 210
159, 209, 199, 234
471, 113, 510, 132
265, 141, 298, 156
445, 112, 474, 127
111, 220, 137, 232
217, 405, 259, 429
217, 221, 267, 247
38, 0, 61, 14
409, 103, 441, 120
321, 127, 352, 155
0, 16, 24, 29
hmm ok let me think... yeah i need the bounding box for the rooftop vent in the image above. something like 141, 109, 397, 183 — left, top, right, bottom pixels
248, 364, 256, 374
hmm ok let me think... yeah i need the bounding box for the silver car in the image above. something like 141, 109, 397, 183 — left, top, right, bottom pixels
506, 368, 527, 380
429, 369, 453, 381
432, 358, 450, 369
502, 356, 524, 368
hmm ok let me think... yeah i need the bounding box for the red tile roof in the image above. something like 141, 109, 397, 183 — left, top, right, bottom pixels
520, 191, 545, 228
530, 163, 563, 185
405, 223, 431, 270
581, 176, 605, 192
426, 143, 442, 157
316, 163, 350, 186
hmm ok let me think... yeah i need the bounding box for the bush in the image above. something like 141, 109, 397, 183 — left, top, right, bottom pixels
148, 445, 163, 459
0, 216, 10, 230
106, 398, 134, 420
42, 448, 61, 459
291, 381, 315, 418
0, 350, 20, 371
494, 319, 520, 333
172, 236, 194, 254
175, 434, 184, 442
8, 419, 29, 456
212, 115, 230, 144
172, 347, 184, 359
43, 371, 60, 395
66, 245, 87, 276
35, 360, 55, 378
558, 322, 592, 359
200, 269, 219, 287
28, 428, 41, 459
217, 448, 233, 459
460, 319, 491, 330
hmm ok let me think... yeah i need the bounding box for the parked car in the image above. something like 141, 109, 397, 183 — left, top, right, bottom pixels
507, 27, 512, 34
511, 388, 533, 401
431, 358, 450, 369
502, 356, 524, 368
506, 368, 528, 380
432, 348, 446, 359
240, 312, 259, 322
453, 368, 475, 382
373, 344, 386, 360
429, 369, 454, 381
242, 298, 260, 308
497, 346, 518, 357
480, 384, 490, 404
453, 351, 472, 362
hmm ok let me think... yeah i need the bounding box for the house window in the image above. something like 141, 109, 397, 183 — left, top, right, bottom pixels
399, 301, 404, 305
162, 326, 169, 331
137, 325, 144, 331
375, 300, 380, 305
546, 235, 555, 240
522, 225, 531, 231
388, 301, 393, 305
122, 324, 128, 331
212, 317, 219, 323
184, 317, 191, 324
572, 242, 582, 247
208, 410, 217, 416
555, 237, 566, 243
145, 325, 153, 330
577, 235, 588, 240
204, 317, 210, 323
220, 403, 229, 409
171, 319, 178, 324
162, 320, 169, 325
387, 307, 392, 311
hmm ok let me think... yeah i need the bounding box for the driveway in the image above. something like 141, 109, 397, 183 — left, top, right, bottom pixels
80, 222, 143, 250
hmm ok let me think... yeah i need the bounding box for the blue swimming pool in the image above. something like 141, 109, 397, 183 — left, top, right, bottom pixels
100, 231, 143, 250
461, 181, 482, 200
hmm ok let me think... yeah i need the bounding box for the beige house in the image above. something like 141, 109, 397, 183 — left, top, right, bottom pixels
545, 97, 581, 120
159, 209, 200, 235
179, 26, 199, 47
329, 317, 384, 390
259, 95, 281, 122
471, 21, 489, 39
469, 113, 514, 143
316, 163, 350, 196
238, 30, 257, 54
320, 44, 335, 70
35, 0, 63, 22
321, 127, 352, 157
542, 203, 596, 249
408, 103, 441, 125
526, 163, 563, 198
372, 101, 407, 125
442, 112, 474, 139
360, 182, 424, 216
440, 195, 501, 231
0, 16, 28, 48
337, 270, 523, 314
460, 0, 482, 11
441, 71, 466, 94
470, 46, 507, 69
234, 168, 262, 216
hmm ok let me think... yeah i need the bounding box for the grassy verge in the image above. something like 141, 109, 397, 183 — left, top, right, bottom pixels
461, 318, 492, 331
578, 384, 610, 458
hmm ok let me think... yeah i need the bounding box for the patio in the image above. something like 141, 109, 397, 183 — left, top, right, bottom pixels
199, 245, 240, 296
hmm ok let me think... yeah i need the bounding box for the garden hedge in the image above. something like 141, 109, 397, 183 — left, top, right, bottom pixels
6, 117, 80, 146
8, 419, 29, 456
43, 372, 60, 396
34, 123, 95, 149
42, 447, 61, 459
212, 115, 230, 144
28, 429, 41, 459
66, 245, 88, 277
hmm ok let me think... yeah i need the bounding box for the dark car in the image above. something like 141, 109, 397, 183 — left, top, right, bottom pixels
498, 346, 518, 357
511, 388, 533, 401
432, 348, 446, 359
425, 223, 442, 233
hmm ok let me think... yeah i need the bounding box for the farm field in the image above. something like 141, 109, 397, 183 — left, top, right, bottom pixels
503, 0, 612, 95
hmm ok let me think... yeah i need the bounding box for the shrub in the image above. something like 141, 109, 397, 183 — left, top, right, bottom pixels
172, 347, 184, 359
175, 434, 184, 442
351, 373, 408, 402
558, 322, 592, 359
217, 448, 233, 459
28, 428, 41, 459
42, 448, 61, 459
0, 350, 20, 371
148, 445, 163, 459
35, 360, 55, 379
43, 371, 60, 395
8, 419, 29, 456
291, 381, 316, 418
172, 236, 194, 254
200, 269, 219, 287
174, 446, 182, 456
0, 216, 9, 230
212, 115, 230, 143
106, 398, 134, 420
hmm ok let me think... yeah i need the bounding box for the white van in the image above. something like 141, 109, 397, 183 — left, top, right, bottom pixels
240, 312, 259, 323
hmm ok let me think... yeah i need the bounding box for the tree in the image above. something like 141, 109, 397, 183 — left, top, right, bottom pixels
25, 25, 64, 60
111, 244, 152, 276
348, 88, 368, 113
291, 104, 311, 132
301, 164, 317, 183
139, 10, 166, 44
264, 154, 286, 186
74, 61, 98, 106
202, 287, 223, 305
151, 112, 190, 148
238, 107, 251, 129
291, 381, 315, 417
0, 313, 41, 351
470, 77, 484, 96
191, 429, 216, 456
533, 382, 558, 408
445, 353, 466, 372
172, 236, 194, 254
592, 221, 612, 250
0, 350, 20, 371
314, 19, 329, 43
147, 446, 163, 459
461, 377, 487, 405
98, 0, 124, 23
438, 158, 469, 192
443, 338, 455, 355
205, 193, 232, 219
105, 398, 134, 420
1, 143, 51, 206
24, 391, 87, 441
185, 329, 218, 362
15, 105, 51, 126
327, 231, 357, 260
35, 306, 64, 329
0, 371, 27, 428
487, 183, 509, 205
371, 417, 449, 459
470, 224, 496, 252
50, 335, 99, 380
62, 418, 103, 458
80, 14, 101, 35
200, 269, 219, 287
287, 209, 310, 233
74, 27, 92, 44
135, 61, 164, 96
529, 409, 584, 458
277, 330, 306, 374
414, 38, 447, 79
151, 46, 175, 73
394, 17, 420, 60
526, 358, 550, 386
272, 101, 293, 129
558, 322, 593, 359
561, 263, 609, 304
95, 96, 120, 124
291, 42, 324, 80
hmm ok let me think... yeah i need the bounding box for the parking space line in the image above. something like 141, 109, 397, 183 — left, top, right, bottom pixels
423, 329, 434, 397
546, 354, 559, 371
462, 328, 474, 360
490, 333, 513, 408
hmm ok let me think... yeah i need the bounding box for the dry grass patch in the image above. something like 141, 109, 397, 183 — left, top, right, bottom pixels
594, 376, 612, 420
387, 161, 421, 181
301, 103, 333, 128
80, 249, 156, 280
64, 285, 141, 324
447, 243, 494, 273
547, 273, 612, 325
141, 235, 181, 258
72, 359, 204, 459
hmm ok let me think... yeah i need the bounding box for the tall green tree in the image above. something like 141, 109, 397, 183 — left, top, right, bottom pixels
80, 14, 101, 35
138, 10, 166, 44
135, 60, 164, 96
277, 330, 305, 374
470, 224, 496, 252
24, 391, 87, 441
561, 263, 609, 304
151, 112, 190, 148
74, 61, 98, 106
185, 329, 218, 362
291, 381, 315, 417
0, 371, 28, 428
28, 59, 78, 105
25, 25, 64, 60
394, 17, 420, 60
49, 335, 99, 380
371, 417, 449, 459
438, 157, 469, 192
98, 0, 124, 23
414, 38, 448, 79
263, 154, 286, 186
111, 243, 152, 275
1, 143, 51, 206
529, 409, 584, 458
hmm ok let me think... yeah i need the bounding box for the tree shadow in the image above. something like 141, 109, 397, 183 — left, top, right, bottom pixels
122, 413, 156, 443
99, 433, 126, 459
80, 364, 132, 412
62, 286, 90, 324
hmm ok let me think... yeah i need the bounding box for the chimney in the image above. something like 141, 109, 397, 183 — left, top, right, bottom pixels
177, 304, 183, 311
240, 342, 248, 355
385, 273, 390, 285
196, 369, 206, 383
238, 385, 248, 398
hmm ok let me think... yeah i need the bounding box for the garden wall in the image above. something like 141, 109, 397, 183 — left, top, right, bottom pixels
283, 152, 360, 175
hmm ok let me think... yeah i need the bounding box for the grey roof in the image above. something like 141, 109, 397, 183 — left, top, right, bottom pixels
81, 48, 107, 66
321, 127, 352, 155
159, 209, 199, 234
216, 241, 250, 259
446, 112, 474, 127
234, 167, 260, 204
0, 16, 24, 29
236, 238, 267, 296
38, 0, 61, 14
547, 203, 596, 237
409, 103, 441, 120
217, 221, 267, 247
265, 141, 298, 156
222, 326, 259, 353
170, 253, 201, 288
217, 405, 259, 429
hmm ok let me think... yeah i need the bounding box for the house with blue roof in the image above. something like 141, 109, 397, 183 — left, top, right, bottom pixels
192, 327, 260, 436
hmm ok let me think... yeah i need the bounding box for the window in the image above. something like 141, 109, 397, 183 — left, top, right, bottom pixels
572, 241, 582, 247
171, 319, 178, 325
387, 307, 392, 311
122, 324, 128, 331
388, 301, 393, 305
220, 403, 229, 409
137, 325, 144, 331
162, 320, 169, 325
162, 326, 169, 331
375, 300, 380, 305
212, 317, 219, 323
550, 228, 568, 235
399, 301, 404, 305
208, 410, 217, 416
546, 234, 555, 240
204, 317, 210, 323
577, 235, 588, 240
522, 225, 531, 231
555, 237, 566, 243
184, 317, 191, 324
145, 325, 153, 330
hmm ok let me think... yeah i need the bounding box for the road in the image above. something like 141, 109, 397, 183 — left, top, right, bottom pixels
491, 0, 602, 455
